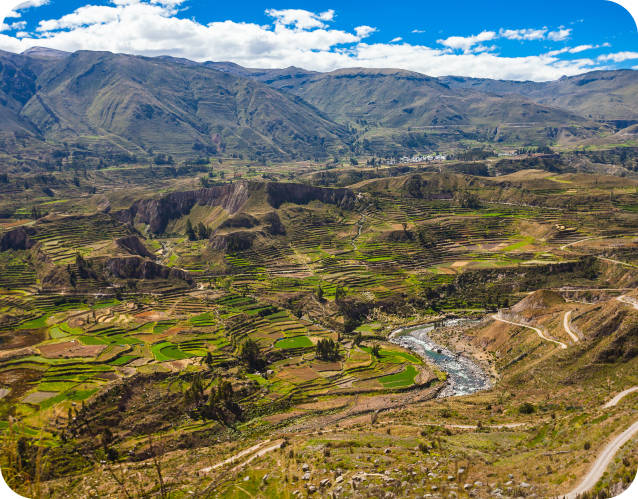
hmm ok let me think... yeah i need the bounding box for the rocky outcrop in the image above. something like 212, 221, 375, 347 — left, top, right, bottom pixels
266, 182, 355, 209
115, 235, 154, 258
113, 181, 355, 234
218, 212, 259, 230
261, 211, 285, 235
105, 257, 193, 285
112, 182, 253, 233
0, 226, 37, 251
210, 231, 258, 251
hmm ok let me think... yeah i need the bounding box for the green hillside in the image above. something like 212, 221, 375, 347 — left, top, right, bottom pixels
440, 69, 638, 121
16, 51, 351, 159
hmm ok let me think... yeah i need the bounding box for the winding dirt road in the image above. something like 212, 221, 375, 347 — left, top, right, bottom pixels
492, 315, 567, 349
564, 419, 638, 499
199, 439, 284, 474
563, 311, 579, 342
617, 295, 638, 310
603, 387, 638, 409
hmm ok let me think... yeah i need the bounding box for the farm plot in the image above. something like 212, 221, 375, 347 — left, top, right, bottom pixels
274, 336, 314, 349
378, 365, 418, 388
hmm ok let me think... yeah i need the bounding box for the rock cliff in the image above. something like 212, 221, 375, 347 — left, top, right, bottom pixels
112, 182, 253, 233
0, 226, 37, 251
266, 182, 355, 209
115, 235, 155, 258
113, 181, 355, 234
105, 257, 193, 285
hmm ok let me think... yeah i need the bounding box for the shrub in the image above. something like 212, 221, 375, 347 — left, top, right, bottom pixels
584, 441, 591, 450
518, 402, 535, 414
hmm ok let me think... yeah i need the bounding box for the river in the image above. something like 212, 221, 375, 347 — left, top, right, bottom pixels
391, 323, 491, 398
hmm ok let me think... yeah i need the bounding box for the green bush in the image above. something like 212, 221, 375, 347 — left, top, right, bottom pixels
519, 402, 535, 414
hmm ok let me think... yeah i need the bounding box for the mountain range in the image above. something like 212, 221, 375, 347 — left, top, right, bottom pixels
0, 47, 637, 158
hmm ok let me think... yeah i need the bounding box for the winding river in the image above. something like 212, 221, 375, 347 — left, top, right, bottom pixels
391, 323, 491, 397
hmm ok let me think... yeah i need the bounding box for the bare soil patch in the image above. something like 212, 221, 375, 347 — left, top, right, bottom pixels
22, 391, 60, 404
298, 396, 353, 411
312, 361, 342, 371
262, 410, 306, 423
0, 330, 46, 350
278, 367, 320, 382
38, 342, 106, 358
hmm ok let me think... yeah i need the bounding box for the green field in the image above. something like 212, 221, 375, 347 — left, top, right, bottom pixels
274, 336, 314, 349
378, 365, 418, 388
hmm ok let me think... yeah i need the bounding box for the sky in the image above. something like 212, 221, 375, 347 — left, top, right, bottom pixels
0, 0, 637, 81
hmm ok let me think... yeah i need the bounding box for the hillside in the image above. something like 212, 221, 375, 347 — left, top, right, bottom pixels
440, 70, 638, 121
1, 50, 351, 159
157, 60, 594, 128
238, 66, 589, 127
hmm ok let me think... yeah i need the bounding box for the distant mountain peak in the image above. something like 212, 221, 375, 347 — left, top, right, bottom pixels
22, 47, 71, 59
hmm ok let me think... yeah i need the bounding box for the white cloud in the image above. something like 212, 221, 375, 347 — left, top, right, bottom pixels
437, 30, 496, 53
266, 8, 334, 31
597, 51, 638, 62
548, 43, 612, 56
0, 21, 26, 31
547, 28, 571, 41
390, 37, 402, 43
411, 29, 425, 33
354, 26, 376, 38
0, 3, 617, 82
6, 0, 49, 18
499, 28, 547, 41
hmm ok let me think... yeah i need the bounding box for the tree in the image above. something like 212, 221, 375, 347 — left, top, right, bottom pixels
185, 218, 196, 241
239, 338, 264, 371
335, 286, 346, 302
353, 332, 363, 346
196, 222, 211, 240
518, 402, 535, 414
316, 338, 339, 361
371, 344, 381, 357
204, 352, 214, 366
316, 287, 324, 301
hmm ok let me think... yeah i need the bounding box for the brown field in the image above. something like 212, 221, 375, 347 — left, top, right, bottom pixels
38, 342, 107, 358
311, 361, 342, 371
297, 396, 353, 411
22, 391, 59, 404
277, 367, 320, 382
262, 410, 306, 424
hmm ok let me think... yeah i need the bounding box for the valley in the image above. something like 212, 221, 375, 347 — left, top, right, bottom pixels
0, 47, 636, 499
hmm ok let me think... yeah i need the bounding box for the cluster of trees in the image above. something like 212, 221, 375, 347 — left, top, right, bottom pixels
399, 132, 429, 149
239, 338, 265, 371
482, 287, 508, 311
153, 153, 174, 165
183, 373, 239, 422
315, 338, 340, 361
455, 148, 496, 161
457, 190, 481, 209
184, 219, 212, 241
30, 205, 48, 220
580, 256, 598, 280
516, 146, 554, 155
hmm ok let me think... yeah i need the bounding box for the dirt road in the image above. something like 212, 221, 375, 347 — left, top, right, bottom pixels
564, 419, 638, 499
492, 315, 567, 349
563, 311, 579, 342
617, 295, 638, 310
603, 387, 638, 409
199, 439, 284, 474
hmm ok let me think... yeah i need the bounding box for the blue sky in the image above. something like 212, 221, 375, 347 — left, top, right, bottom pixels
1, 0, 637, 81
